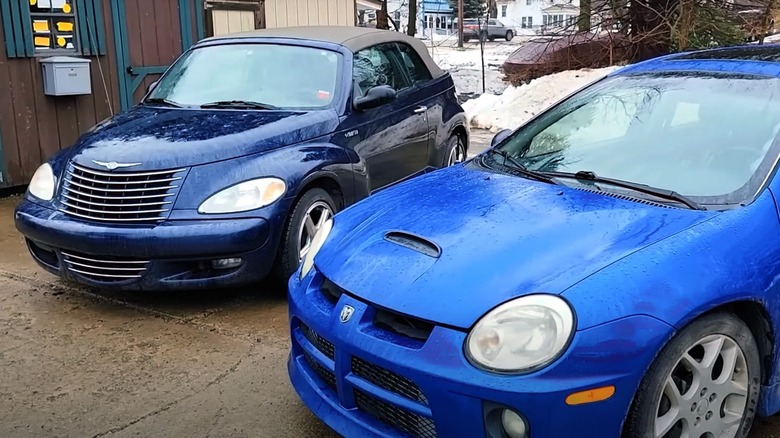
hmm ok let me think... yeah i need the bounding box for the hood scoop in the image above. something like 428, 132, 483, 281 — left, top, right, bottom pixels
384, 231, 441, 258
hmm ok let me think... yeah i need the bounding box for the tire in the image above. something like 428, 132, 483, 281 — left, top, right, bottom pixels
479, 31, 487, 43
623, 312, 761, 438
273, 188, 336, 284
488, 35, 496, 42
464, 36, 471, 43
505, 30, 514, 41
443, 133, 466, 167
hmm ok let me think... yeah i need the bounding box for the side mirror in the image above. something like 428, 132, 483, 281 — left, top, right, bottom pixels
491, 128, 513, 148
146, 80, 159, 95
354, 85, 397, 111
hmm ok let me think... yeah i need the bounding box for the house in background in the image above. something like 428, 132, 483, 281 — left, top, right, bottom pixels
0, 0, 373, 188
497, 0, 580, 35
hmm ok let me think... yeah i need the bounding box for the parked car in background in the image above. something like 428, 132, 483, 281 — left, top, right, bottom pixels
14, 26, 468, 291
287, 45, 780, 437
462, 18, 514, 42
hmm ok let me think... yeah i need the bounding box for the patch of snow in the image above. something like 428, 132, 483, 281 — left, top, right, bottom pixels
427, 40, 526, 95
462, 66, 624, 132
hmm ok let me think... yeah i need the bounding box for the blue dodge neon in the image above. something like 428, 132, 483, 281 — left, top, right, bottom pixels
288, 45, 780, 438
13, 27, 468, 290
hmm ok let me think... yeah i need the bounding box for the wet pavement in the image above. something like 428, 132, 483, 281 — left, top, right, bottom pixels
2, 131, 780, 437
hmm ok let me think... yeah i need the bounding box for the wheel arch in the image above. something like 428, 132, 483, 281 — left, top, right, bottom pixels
295, 172, 346, 210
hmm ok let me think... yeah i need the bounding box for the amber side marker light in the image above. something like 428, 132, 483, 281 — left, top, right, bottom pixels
565, 386, 616, 405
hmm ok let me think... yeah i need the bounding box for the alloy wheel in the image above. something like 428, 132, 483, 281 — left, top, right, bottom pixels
448, 139, 465, 166
654, 334, 749, 438
297, 201, 333, 263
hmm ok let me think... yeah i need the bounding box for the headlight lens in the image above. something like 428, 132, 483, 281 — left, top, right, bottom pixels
198, 178, 286, 214
28, 163, 56, 201
299, 218, 333, 280
466, 294, 574, 373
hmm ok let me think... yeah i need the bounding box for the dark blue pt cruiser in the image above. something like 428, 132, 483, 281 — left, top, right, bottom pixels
14, 26, 468, 290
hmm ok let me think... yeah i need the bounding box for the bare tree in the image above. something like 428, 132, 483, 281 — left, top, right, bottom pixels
376, 0, 390, 29
408, 0, 418, 36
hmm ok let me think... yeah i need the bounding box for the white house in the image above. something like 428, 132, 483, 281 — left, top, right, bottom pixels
497, 0, 580, 35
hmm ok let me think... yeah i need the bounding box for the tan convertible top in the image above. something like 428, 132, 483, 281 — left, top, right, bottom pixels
201, 26, 446, 78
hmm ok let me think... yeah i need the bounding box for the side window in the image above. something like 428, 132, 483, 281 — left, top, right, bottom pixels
395, 43, 433, 85
353, 44, 410, 97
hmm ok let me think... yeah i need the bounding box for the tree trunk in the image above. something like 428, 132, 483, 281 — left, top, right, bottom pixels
376, 0, 389, 30
579, 0, 592, 31
407, 0, 417, 36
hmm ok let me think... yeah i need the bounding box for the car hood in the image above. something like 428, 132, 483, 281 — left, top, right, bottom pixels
68, 106, 340, 169
315, 164, 714, 329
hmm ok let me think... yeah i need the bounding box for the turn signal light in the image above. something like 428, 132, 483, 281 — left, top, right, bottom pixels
565, 386, 616, 405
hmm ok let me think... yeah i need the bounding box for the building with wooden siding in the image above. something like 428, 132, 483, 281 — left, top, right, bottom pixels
0, 0, 369, 188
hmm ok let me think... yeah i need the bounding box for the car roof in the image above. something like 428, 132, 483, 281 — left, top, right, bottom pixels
615, 44, 780, 78
199, 26, 445, 78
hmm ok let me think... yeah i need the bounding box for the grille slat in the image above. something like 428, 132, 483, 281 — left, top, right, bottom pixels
59, 162, 186, 224
355, 389, 437, 438
66, 169, 182, 185
303, 351, 337, 391
62, 250, 149, 283
300, 323, 335, 360
352, 357, 428, 405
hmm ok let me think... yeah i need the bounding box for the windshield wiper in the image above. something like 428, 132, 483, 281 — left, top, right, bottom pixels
544, 170, 706, 210
143, 97, 184, 108
483, 149, 559, 185
200, 100, 279, 110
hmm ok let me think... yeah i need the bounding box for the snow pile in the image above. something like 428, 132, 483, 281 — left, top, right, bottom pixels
462, 66, 623, 131
430, 42, 524, 94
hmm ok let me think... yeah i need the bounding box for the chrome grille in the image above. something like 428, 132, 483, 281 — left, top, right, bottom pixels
62, 251, 149, 283
60, 162, 186, 223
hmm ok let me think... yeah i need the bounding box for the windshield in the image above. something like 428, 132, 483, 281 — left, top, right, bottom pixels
490, 72, 780, 206
148, 43, 342, 110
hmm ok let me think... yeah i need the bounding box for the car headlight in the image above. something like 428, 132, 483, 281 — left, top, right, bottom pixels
299, 218, 333, 280
28, 163, 56, 201
466, 294, 574, 373
198, 177, 286, 214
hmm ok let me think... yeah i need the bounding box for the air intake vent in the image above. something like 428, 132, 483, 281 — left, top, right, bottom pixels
574, 187, 674, 209
384, 231, 441, 258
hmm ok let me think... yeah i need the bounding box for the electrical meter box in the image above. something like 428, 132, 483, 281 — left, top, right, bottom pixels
40, 57, 92, 96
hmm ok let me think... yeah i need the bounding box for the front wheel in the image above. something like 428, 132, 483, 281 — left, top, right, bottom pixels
273, 188, 336, 283
623, 312, 760, 438
505, 30, 514, 41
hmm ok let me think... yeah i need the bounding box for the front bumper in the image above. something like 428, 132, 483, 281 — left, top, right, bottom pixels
287, 270, 675, 438
14, 200, 275, 290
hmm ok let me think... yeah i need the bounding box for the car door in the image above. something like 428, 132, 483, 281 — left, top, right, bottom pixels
345, 43, 430, 193
395, 42, 439, 166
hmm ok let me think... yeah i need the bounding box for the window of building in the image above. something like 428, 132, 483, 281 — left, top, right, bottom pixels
29, 0, 78, 52
2, 0, 106, 58
501, 5, 507, 17
528, 16, 533, 28
527, 0, 532, 4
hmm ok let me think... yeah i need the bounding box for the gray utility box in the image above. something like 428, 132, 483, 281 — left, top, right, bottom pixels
41, 56, 92, 96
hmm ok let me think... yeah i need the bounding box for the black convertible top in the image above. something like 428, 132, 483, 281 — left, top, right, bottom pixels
201, 26, 446, 78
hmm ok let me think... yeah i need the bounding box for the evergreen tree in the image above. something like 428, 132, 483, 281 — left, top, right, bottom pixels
448, 0, 487, 19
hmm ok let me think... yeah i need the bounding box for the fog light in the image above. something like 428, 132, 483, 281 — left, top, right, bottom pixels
211, 258, 242, 269
501, 409, 528, 438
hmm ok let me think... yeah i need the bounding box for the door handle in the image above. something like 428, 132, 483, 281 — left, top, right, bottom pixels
414, 106, 427, 114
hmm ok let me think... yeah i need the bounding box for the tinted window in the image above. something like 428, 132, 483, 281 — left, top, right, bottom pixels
396, 43, 432, 85
353, 44, 410, 97
491, 73, 780, 206
149, 43, 341, 109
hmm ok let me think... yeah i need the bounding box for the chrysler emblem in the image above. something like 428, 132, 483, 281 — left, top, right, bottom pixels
340, 305, 355, 323
92, 160, 142, 171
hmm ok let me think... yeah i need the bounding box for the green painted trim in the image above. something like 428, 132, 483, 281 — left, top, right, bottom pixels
110, 0, 132, 110
76, 0, 90, 54
179, 0, 193, 51
195, 0, 205, 41
1, 1, 19, 57
18, 0, 33, 56
91, 0, 107, 55
129, 65, 169, 94
8, 0, 27, 57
